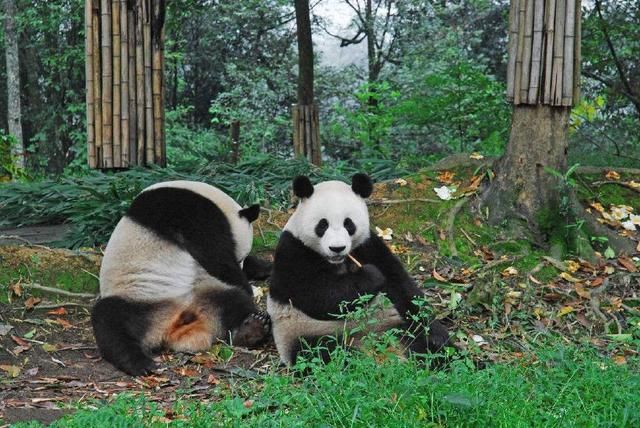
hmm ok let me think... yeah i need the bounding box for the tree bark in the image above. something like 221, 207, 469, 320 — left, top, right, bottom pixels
481, 105, 570, 230
3, 0, 24, 169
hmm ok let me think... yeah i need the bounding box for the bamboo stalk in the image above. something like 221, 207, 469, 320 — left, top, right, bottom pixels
543, 0, 556, 104
304, 105, 312, 162
86, 0, 96, 168
92, 3, 102, 167
298, 105, 305, 158
152, 0, 165, 166
135, 0, 145, 164
514, 0, 527, 105
112, 0, 121, 168
551, 0, 566, 105
520, 0, 535, 102
562, 0, 576, 106
528, 0, 545, 104
128, 7, 137, 165
312, 104, 320, 166
506, 0, 520, 101
292, 104, 300, 157
120, 0, 129, 167
573, 0, 582, 104
101, 0, 113, 168
143, 0, 153, 165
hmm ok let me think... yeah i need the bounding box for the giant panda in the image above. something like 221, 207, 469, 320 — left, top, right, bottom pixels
267, 173, 449, 366
92, 180, 272, 376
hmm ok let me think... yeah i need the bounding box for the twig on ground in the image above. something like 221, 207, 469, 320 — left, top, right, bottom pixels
23, 283, 97, 299
589, 278, 615, 331
591, 180, 640, 194
542, 256, 567, 271
11, 302, 93, 311
460, 228, 477, 247
0, 235, 52, 250
446, 197, 469, 258
367, 198, 439, 205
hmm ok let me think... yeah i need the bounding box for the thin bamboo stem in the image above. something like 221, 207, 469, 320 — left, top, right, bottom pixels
120, 0, 129, 167
112, 0, 121, 168
86, 0, 96, 168
101, 0, 113, 168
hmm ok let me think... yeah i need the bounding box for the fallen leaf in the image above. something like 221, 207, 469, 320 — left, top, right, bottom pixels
575, 283, 591, 299
25, 367, 39, 376
471, 335, 487, 346
605, 170, 620, 180
590, 277, 604, 287
434, 186, 454, 200
630, 214, 640, 225
565, 260, 580, 273
604, 266, 615, 275
0, 365, 21, 377
11, 335, 30, 347
589, 202, 605, 213
47, 307, 67, 316
12, 345, 31, 355
557, 306, 574, 317
437, 170, 455, 184
0, 323, 13, 336
637, 242, 640, 253
501, 267, 518, 277
613, 355, 627, 366
528, 274, 542, 285
10, 280, 23, 297
243, 400, 254, 409
604, 247, 615, 260
559, 272, 581, 283
618, 256, 638, 273
24, 296, 41, 310
42, 343, 59, 353
432, 270, 447, 282
375, 226, 393, 241
174, 367, 199, 377
394, 178, 408, 186
207, 374, 219, 385
52, 318, 73, 330
469, 152, 484, 160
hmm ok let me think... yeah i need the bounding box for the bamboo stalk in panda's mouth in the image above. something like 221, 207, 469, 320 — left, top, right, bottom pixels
347, 253, 363, 268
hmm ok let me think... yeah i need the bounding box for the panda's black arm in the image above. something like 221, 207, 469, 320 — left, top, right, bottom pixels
242, 255, 272, 280
270, 232, 383, 320
353, 233, 425, 319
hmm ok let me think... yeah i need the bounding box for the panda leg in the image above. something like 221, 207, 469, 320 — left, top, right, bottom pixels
91, 297, 158, 376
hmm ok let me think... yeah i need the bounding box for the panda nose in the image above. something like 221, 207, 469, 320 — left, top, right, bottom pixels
329, 246, 346, 254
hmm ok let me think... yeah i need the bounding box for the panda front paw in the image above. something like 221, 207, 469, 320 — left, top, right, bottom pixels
232, 311, 272, 347
360, 264, 385, 292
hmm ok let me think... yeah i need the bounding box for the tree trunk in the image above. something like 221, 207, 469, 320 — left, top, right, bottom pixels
3, 0, 24, 169
293, 0, 321, 165
481, 105, 569, 230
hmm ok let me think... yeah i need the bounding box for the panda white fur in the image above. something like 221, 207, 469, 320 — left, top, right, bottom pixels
267, 173, 449, 366
92, 180, 272, 375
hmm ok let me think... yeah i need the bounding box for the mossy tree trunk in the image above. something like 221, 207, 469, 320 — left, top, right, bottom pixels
482, 105, 569, 230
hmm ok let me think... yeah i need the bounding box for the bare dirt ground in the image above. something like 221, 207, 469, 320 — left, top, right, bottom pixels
0, 246, 281, 426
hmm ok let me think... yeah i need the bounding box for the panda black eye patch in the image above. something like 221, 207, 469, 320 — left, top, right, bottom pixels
344, 218, 356, 235
315, 218, 329, 237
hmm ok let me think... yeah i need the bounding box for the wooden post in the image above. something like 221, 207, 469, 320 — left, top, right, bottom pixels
120, 0, 129, 167
100, 0, 113, 168
92, 2, 102, 167
112, 0, 121, 168
135, 0, 145, 165
230, 120, 240, 164
152, 0, 165, 166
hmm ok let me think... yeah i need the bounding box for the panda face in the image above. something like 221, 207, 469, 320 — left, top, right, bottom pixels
285, 178, 371, 264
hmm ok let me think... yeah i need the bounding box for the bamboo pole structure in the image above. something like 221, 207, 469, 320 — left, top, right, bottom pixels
85, 0, 166, 169
292, 104, 321, 165
85, 0, 96, 168
120, 0, 129, 167
506, 0, 581, 107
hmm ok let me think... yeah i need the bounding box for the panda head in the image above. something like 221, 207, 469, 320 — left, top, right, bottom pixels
284, 173, 373, 264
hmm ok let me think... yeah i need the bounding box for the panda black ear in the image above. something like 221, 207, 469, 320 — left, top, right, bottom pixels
351, 173, 373, 198
293, 175, 314, 199
239, 204, 261, 223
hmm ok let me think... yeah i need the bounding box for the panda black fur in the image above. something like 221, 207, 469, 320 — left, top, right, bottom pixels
267, 174, 449, 366
92, 181, 272, 376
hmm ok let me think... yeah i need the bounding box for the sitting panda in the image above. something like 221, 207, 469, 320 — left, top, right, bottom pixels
267, 173, 449, 366
92, 180, 272, 375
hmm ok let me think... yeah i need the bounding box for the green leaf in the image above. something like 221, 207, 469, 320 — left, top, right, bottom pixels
604, 247, 616, 259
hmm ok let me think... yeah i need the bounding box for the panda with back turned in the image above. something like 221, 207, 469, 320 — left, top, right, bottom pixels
92, 180, 272, 376
267, 173, 449, 366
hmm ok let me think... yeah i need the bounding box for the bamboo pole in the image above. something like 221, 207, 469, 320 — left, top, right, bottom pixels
292, 104, 300, 156
528, 0, 544, 104
86, 0, 96, 168
112, 0, 121, 167
543, 0, 556, 104
152, 0, 165, 166
520, 0, 534, 102
143, 0, 154, 165
92, 3, 102, 167
304, 106, 312, 162
562, 0, 576, 106
120, 0, 129, 167
506, 0, 520, 101
514, 0, 527, 105
135, 0, 145, 165
551, 0, 566, 105
101, 0, 113, 168
128, 6, 137, 164
572, 0, 581, 104
311, 105, 320, 165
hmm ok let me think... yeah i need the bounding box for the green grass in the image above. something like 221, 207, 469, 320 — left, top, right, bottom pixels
15, 345, 640, 427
